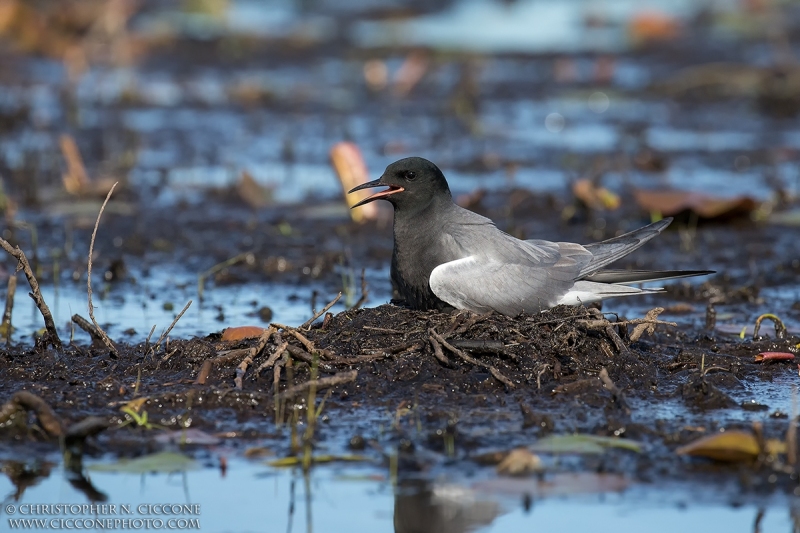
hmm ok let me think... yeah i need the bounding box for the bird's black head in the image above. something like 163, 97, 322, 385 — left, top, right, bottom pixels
348, 157, 451, 212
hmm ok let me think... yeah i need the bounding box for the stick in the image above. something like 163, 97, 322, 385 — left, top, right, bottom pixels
87, 182, 118, 356
429, 329, 515, 389
197, 327, 275, 385
285, 345, 335, 372
599, 367, 629, 412
605, 325, 630, 355
144, 324, 156, 354
0, 238, 62, 350
429, 337, 453, 367
362, 326, 404, 334
234, 327, 276, 389
255, 341, 289, 375
197, 251, 253, 300
0, 391, 64, 437
2, 274, 16, 343
71, 314, 106, 346
153, 300, 192, 358
195, 349, 247, 385
275, 325, 316, 353
300, 292, 341, 330
351, 269, 368, 310
274, 370, 357, 401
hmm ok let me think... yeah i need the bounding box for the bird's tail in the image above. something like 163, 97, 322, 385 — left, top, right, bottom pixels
583, 269, 714, 284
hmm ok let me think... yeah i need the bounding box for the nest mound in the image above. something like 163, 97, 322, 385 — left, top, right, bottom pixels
300, 304, 660, 395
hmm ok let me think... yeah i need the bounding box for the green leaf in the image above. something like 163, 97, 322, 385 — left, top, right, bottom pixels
267, 454, 369, 467
89, 452, 199, 473
531, 434, 643, 454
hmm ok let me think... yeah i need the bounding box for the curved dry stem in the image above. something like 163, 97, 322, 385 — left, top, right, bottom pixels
87, 182, 118, 356
752, 313, 787, 340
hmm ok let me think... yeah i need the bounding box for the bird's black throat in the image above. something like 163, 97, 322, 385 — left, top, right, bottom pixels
389, 196, 456, 311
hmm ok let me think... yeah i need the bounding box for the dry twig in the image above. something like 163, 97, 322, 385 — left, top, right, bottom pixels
234, 327, 276, 389
255, 340, 289, 376
599, 367, 629, 412
351, 269, 369, 310
71, 314, 106, 346
429, 329, 515, 389
152, 300, 192, 358
0, 238, 61, 350
0, 391, 64, 437
301, 292, 341, 330
2, 274, 16, 343
87, 183, 118, 355
274, 370, 357, 401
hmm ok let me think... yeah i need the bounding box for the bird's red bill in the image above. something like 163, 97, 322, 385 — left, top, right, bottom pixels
350, 185, 404, 208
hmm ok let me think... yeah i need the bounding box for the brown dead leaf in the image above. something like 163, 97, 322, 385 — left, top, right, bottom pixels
221, 326, 268, 342
330, 142, 378, 223
60, 134, 90, 194
633, 189, 758, 219
496, 448, 543, 476
393, 50, 428, 97
236, 171, 272, 209
675, 430, 759, 462
572, 179, 620, 211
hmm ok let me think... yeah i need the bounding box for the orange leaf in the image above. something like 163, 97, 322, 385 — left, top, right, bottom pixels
330, 142, 378, 223
675, 430, 759, 462
629, 11, 681, 44
221, 326, 268, 341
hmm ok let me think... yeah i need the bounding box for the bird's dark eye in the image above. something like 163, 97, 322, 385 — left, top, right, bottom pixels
404, 171, 416, 181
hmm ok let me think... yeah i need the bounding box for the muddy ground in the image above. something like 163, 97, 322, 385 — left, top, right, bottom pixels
1, 0, 800, 510
2, 196, 800, 501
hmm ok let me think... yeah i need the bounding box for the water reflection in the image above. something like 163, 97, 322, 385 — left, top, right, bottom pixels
394, 480, 501, 533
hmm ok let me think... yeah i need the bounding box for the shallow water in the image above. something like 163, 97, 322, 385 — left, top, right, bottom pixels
2, 457, 795, 533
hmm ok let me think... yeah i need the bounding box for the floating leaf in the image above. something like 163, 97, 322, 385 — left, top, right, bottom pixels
89, 452, 198, 473
755, 352, 795, 363
675, 430, 759, 462
496, 448, 543, 476
633, 189, 757, 220
532, 434, 643, 454
221, 326, 268, 341
267, 454, 368, 467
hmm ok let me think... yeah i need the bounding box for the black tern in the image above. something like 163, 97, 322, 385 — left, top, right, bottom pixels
349, 157, 712, 316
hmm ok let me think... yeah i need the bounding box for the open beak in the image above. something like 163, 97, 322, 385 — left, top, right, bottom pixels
347, 178, 404, 209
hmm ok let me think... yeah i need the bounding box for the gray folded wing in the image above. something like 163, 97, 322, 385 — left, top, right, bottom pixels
578, 218, 672, 277
429, 231, 593, 315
